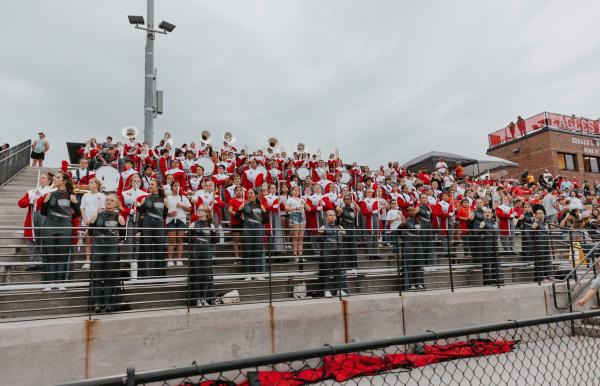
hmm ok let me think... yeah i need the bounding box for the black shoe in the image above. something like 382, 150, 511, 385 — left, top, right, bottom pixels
26, 265, 42, 271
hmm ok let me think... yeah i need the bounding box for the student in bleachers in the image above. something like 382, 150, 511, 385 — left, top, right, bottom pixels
165, 181, 191, 267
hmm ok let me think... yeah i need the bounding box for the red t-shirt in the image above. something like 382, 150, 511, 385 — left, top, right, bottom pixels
228, 198, 244, 225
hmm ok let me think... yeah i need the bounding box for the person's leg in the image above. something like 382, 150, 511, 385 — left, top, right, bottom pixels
91, 245, 106, 309
153, 226, 166, 276
297, 224, 306, 259
103, 244, 120, 311
43, 232, 59, 283
166, 229, 176, 263
175, 230, 185, 261
232, 231, 240, 258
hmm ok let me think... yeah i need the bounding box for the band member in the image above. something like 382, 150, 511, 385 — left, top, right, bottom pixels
228, 186, 245, 260
123, 135, 141, 168
242, 158, 265, 190
166, 158, 187, 191
267, 161, 283, 187
88, 194, 125, 313
138, 179, 166, 277
18, 172, 55, 270
162, 174, 174, 196
495, 196, 515, 254
165, 181, 191, 267
305, 184, 324, 247
359, 188, 380, 259
336, 194, 358, 271
80, 178, 106, 270
285, 186, 310, 262
238, 189, 267, 280
41, 172, 81, 290
120, 174, 148, 264
455, 199, 472, 256
140, 165, 156, 191
71, 158, 95, 185
189, 191, 218, 307
416, 193, 435, 265
118, 159, 138, 194
192, 180, 225, 242
318, 210, 348, 298
157, 148, 170, 184
262, 183, 285, 254
434, 192, 453, 237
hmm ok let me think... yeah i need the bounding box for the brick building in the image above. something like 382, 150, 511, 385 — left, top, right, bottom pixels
486, 112, 600, 182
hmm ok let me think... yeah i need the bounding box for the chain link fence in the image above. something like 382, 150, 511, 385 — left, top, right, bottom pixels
56, 310, 600, 386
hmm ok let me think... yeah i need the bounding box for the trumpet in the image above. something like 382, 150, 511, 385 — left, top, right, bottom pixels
201, 130, 212, 144
297, 143, 305, 153
223, 131, 236, 144
268, 137, 279, 149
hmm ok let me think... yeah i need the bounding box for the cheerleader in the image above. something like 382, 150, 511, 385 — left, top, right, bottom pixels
165, 181, 191, 267
80, 178, 106, 270
138, 179, 166, 277
285, 186, 310, 262
262, 183, 285, 254
88, 194, 125, 313
41, 172, 81, 290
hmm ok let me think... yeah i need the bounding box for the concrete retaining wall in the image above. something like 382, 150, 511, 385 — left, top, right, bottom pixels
0, 283, 568, 386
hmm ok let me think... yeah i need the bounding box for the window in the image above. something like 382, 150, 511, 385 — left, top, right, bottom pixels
557, 152, 577, 171
584, 155, 600, 173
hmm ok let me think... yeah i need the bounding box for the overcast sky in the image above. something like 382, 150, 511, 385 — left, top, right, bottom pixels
2, 0, 600, 168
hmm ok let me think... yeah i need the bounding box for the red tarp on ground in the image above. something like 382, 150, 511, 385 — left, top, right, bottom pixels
182, 339, 517, 386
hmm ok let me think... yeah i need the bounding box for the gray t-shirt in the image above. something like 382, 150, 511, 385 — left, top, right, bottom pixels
542, 194, 558, 216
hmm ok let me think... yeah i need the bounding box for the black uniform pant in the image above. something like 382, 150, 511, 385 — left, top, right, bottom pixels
43, 229, 72, 282
319, 244, 348, 294
140, 221, 165, 277
342, 228, 358, 270
91, 242, 121, 307
242, 226, 265, 274
403, 242, 424, 288
189, 240, 215, 303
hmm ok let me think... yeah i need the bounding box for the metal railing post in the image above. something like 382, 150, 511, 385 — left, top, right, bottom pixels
186, 230, 192, 312
268, 228, 273, 307
568, 230, 578, 282
126, 367, 136, 386
446, 232, 454, 292
89, 232, 95, 320
337, 228, 342, 300
494, 229, 501, 288
395, 230, 402, 296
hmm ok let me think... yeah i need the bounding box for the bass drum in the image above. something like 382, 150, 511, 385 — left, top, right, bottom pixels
95, 166, 121, 192
196, 157, 215, 176
340, 171, 351, 184
297, 167, 310, 180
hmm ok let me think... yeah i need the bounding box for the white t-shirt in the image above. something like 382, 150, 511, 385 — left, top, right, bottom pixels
80, 192, 106, 226
386, 209, 404, 230
286, 197, 305, 212
165, 194, 191, 224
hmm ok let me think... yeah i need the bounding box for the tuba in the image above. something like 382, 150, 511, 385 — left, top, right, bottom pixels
223, 131, 236, 144
267, 137, 279, 150
121, 126, 139, 139
201, 130, 212, 144
297, 143, 305, 153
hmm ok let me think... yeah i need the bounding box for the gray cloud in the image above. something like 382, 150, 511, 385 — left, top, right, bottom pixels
2, 0, 600, 168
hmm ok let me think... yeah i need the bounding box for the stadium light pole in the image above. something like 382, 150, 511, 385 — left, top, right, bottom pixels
128, 0, 176, 146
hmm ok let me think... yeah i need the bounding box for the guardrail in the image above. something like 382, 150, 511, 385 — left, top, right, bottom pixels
0, 225, 590, 322
0, 140, 32, 187
56, 309, 600, 386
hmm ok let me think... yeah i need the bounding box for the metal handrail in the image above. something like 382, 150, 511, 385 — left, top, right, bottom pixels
0, 140, 32, 188
551, 240, 600, 310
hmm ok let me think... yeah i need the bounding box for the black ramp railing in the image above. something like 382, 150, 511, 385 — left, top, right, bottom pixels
55, 309, 600, 386
0, 139, 32, 187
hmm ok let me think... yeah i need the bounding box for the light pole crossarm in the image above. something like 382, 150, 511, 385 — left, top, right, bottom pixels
134, 25, 167, 35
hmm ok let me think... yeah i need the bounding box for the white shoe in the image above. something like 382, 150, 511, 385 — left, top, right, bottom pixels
348, 269, 358, 275
339, 290, 348, 297
58, 286, 67, 291
81, 263, 90, 270
324, 290, 333, 298
176, 260, 184, 267
255, 275, 266, 281
244, 275, 252, 281
42, 286, 52, 292
409, 285, 417, 291
166, 261, 175, 267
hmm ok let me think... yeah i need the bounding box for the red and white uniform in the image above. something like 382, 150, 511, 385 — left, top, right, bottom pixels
212, 173, 230, 195
397, 192, 416, 217
267, 168, 283, 184
434, 200, 454, 235
17, 187, 54, 240
261, 194, 280, 229
166, 167, 187, 190
321, 192, 338, 212
118, 168, 139, 194
224, 184, 247, 204
140, 173, 156, 191
120, 187, 148, 218
242, 168, 265, 190
192, 190, 225, 222
495, 204, 515, 236
123, 139, 141, 165
187, 175, 203, 194
359, 197, 380, 230
305, 193, 323, 231
70, 168, 95, 185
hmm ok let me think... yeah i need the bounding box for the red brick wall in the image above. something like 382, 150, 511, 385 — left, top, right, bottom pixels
487, 128, 600, 183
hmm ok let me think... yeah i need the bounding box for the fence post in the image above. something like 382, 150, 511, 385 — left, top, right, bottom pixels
337, 228, 342, 300
494, 229, 501, 288
186, 230, 192, 312
126, 367, 136, 386
395, 230, 402, 296
446, 232, 454, 292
